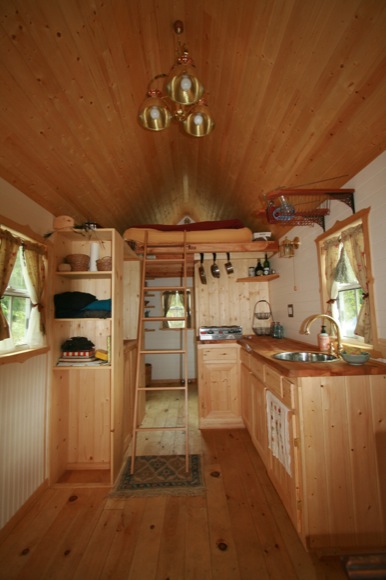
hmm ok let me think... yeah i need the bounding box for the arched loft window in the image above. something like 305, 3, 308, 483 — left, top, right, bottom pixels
161, 290, 192, 329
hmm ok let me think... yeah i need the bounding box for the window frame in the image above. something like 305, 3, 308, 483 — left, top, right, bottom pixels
315, 207, 378, 351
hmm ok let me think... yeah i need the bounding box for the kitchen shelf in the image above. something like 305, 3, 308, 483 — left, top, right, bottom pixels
236, 274, 280, 283
53, 364, 111, 370
56, 270, 111, 277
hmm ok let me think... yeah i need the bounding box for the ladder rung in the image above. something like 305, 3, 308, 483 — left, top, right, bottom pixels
142, 316, 186, 322
143, 286, 186, 292
140, 348, 186, 355
145, 258, 186, 264
135, 426, 187, 433
138, 385, 187, 391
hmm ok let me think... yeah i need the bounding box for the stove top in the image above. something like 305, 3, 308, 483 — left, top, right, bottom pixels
199, 325, 243, 340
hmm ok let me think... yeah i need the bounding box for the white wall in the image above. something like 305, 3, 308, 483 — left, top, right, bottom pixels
0, 355, 48, 529
269, 151, 386, 348
0, 177, 53, 236
0, 180, 54, 530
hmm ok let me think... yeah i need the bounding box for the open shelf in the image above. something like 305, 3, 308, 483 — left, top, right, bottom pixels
236, 274, 280, 283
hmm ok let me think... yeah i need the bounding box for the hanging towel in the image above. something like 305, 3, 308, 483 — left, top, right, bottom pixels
266, 390, 292, 476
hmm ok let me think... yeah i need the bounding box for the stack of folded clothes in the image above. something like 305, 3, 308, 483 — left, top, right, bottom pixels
54, 291, 112, 318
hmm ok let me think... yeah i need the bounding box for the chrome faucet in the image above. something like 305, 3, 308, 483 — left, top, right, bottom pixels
302, 314, 343, 355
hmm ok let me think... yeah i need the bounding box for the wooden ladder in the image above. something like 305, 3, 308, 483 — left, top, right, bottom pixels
130, 233, 190, 473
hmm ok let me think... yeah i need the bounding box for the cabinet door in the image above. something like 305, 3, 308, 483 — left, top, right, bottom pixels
250, 372, 268, 464
198, 346, 243, 428
266, 378, 301, 533
240, 361, 253, 431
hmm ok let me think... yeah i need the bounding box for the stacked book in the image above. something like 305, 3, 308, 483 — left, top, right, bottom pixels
57, 349, 98, 366
56, 337, 110, 366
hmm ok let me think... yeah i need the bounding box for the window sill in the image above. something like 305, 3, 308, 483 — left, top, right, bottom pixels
0, 346, 49, 365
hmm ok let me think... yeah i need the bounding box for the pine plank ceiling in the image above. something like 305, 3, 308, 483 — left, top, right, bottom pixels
1, 0, 386, 239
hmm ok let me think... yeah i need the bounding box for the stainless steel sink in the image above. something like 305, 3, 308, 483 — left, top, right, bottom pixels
273, 351, 339, 362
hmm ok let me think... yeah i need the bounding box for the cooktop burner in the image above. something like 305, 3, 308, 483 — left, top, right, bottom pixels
198, 325, 243, 340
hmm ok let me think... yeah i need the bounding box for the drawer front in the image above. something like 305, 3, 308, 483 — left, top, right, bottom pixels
201, 346, 238, 363
249, 355, 265, 382
264, 365, 282, 398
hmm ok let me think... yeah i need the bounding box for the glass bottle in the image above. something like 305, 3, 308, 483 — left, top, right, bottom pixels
263, 253, 270, 275
255, 259, 264, 276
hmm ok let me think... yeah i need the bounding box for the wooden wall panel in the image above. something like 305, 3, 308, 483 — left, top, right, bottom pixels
1, 1, 386, 235
66, 369, 111, 468
194, 257, 270, 333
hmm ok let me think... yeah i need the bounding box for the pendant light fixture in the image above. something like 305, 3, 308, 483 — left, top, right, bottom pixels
138, 21, 214, 137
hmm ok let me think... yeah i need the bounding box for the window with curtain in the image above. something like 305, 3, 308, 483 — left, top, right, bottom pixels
161, 290, 193, 329
0, 226, 47, 354
317, 208, 373, 346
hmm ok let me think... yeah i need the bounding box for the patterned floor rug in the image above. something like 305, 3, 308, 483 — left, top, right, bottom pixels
110, 454, 205, 497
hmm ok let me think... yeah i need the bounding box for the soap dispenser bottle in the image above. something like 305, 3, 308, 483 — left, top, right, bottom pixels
318, 325, 330, 352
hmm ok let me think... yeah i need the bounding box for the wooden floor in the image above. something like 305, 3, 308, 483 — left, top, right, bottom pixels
0, 384, 348, 580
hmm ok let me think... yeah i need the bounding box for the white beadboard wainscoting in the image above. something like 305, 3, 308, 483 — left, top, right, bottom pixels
0, 353, 48, 529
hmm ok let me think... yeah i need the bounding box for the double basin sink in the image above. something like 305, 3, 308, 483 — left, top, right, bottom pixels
273, 351, 338, 362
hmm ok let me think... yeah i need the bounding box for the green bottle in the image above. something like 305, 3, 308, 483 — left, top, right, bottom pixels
263, 253, 270, 275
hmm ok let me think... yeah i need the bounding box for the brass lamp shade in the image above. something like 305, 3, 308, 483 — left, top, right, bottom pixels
165, 59, 204, 105
138, 22, 213, 137
184, 101, 215, 137
138, 90, 172, 131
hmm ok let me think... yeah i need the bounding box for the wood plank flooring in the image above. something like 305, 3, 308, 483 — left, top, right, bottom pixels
0, 384, 348, 580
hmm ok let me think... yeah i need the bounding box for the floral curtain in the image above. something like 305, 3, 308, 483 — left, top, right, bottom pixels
322, 235, 340, 315
0, 228, 22, 340
21, 240, 47, 347
341, 224, 371, 343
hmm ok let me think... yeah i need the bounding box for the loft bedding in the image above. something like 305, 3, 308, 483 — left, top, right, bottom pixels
123, 219, 253, 246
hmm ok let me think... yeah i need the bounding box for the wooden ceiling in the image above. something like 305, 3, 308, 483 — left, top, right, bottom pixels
1, 0, 386, 239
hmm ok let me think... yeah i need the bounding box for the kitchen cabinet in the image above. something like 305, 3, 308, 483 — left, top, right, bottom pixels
297, 374, 386, 553
49, 228, 134, 485
263, 364, 301, 534
239, 341, 386, 553
197, 343, 243, 428
240, 350, 300, 530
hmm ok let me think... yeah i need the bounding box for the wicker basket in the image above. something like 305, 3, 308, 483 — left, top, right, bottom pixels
96, 256, 112, 271
65, 253, 90, 271
252, 300, 273, 336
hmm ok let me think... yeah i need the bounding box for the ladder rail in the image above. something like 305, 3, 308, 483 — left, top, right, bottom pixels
130, 232, 149, 473
130, 230, 190, 474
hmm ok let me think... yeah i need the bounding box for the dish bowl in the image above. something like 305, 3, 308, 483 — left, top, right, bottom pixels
340, 351, 370, 365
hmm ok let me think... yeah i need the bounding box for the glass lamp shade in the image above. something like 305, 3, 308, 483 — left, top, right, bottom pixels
165, 60, 204, 105
279, 239, 295, 258
183, 102, 215, 137
279, 237, 299, 258
138, 91, 172, 131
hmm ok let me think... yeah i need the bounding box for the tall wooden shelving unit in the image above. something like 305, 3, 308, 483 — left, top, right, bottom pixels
49, 228, 130, 486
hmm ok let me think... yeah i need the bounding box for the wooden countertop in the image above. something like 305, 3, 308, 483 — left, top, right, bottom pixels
237, 335, 386, 378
